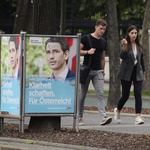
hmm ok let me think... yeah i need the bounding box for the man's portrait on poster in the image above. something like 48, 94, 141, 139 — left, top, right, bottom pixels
9, 36, 20, 80
45, 37, 75, 86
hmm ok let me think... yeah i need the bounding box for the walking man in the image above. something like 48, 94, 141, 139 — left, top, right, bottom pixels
78, 19, 112, 125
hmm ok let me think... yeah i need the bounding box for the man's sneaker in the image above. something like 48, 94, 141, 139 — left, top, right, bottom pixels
79, 119, 84, 125
135, 116, 144, 125
114, 108, 121, 124
100, 117, 112, 125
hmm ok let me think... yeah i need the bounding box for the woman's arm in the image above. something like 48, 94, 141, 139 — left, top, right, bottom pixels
120, 38, 128, 59
120, 44, 128, 59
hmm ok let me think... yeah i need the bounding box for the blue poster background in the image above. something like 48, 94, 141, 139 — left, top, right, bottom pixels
1, 36, 21, 116
25, 77, 75, 113
1, 75, 20, 116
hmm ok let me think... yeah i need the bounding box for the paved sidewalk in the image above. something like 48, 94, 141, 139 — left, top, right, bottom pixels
77, 111, 150, 134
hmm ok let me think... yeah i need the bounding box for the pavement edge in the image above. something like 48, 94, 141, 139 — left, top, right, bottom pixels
84, 110, 150, 118
0, 137, 107, 150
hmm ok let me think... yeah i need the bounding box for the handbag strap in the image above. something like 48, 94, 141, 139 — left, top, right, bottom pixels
87, 34, 92, 67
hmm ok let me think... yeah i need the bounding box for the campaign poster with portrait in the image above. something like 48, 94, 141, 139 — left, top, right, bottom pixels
1, 36, 21, 116
25, 37, 77, 113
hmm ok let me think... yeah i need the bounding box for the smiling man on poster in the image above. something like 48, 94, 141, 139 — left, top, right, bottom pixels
9, 36, 20, 80
45, 37, 75, 85
1, 36, 21, 116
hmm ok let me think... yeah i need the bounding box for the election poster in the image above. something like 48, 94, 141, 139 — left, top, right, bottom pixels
1, 36, 21, 116
25, 37, 77, 113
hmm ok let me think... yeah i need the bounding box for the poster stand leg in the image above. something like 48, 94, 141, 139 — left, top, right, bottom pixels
76, 116, 79, 132
73, 116, 76, 131
19, 118, 22, 132
19, 117, 24, 133
0, 118, 4, 131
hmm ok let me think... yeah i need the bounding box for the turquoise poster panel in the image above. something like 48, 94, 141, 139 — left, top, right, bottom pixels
1, 36, 21, 116
25, 37, 77, 113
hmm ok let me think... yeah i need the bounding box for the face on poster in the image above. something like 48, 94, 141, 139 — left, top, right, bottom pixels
25, 37, 77, 113
1, 36, 21, 116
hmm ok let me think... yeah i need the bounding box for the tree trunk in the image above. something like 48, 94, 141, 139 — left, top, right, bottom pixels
141, 0, 150, 92
33, 0, 56, 34
13, 0, 34, 34
14, 0, 56, 34
14, 0, 59, 131
106, 0, 120, 107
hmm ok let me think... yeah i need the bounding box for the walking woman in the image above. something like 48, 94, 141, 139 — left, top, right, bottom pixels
114, 25, 146, 125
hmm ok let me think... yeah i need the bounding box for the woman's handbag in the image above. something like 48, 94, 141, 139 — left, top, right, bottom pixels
80, 35, 92, 84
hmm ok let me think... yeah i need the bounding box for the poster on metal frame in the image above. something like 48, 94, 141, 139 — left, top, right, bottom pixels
25, 36, 77, 114
1, 36, 22, 117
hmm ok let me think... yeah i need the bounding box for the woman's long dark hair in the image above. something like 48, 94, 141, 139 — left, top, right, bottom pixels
125, 25, 142, 53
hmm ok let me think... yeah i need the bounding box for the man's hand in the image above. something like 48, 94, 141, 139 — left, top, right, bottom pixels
88, 48, 96, 55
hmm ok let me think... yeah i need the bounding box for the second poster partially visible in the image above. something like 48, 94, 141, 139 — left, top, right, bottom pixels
1, 36, 21, 116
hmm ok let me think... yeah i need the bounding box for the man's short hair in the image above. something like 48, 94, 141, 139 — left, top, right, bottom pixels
96, 19, 107, 27
45, 37, 69, 53
45, 37, 69, 64
9, 36, 18, 51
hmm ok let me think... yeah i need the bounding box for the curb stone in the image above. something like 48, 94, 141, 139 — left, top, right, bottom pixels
0, 145, 25, 150
84, 110, 150, 119
0, 137, 108, 150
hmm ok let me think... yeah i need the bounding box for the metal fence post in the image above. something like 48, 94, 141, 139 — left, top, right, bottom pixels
19, 31, 27, 133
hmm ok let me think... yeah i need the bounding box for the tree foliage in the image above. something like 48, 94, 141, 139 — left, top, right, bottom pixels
117, 0, 146, 20
0, 0, 17, 19
0, 0, 148, 35
1, 0, 148, 22
58, 0, 147, 21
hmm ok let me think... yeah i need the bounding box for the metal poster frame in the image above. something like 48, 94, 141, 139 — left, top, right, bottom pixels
0, 33, 23, 132
0, 32, 81, 133
21, 33, 81, 132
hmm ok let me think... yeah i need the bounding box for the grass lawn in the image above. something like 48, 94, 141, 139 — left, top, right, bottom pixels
88, 90, 150, 97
